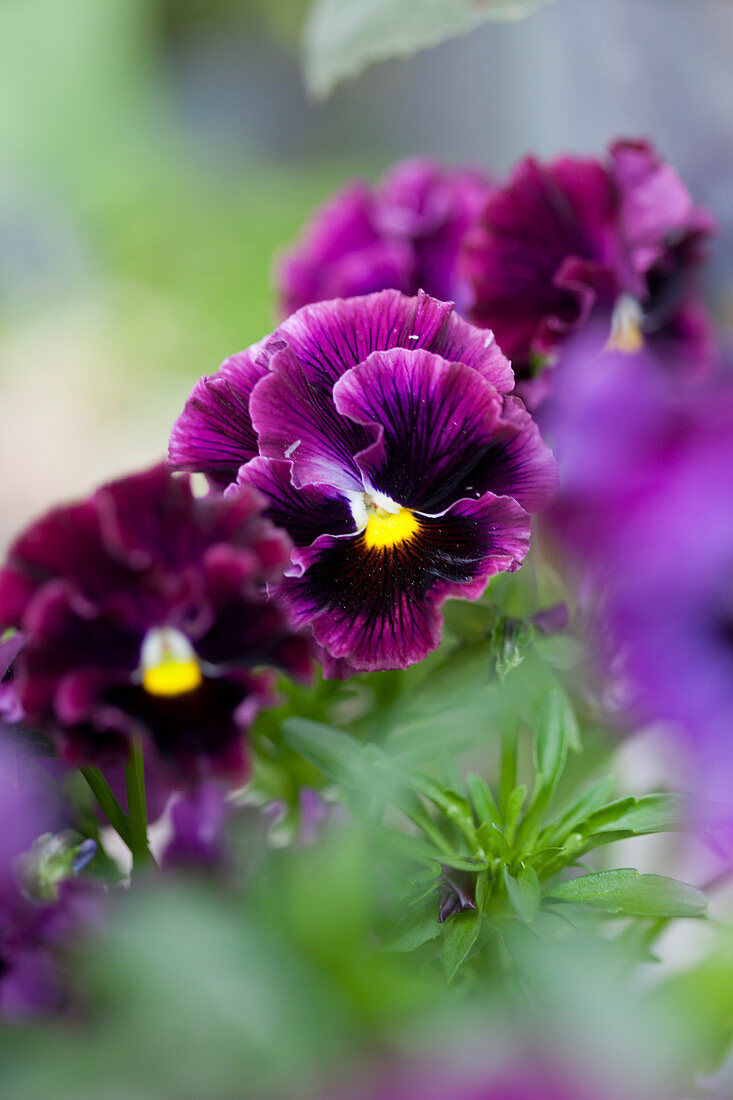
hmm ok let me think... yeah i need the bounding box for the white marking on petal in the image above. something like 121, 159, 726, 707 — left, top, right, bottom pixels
284, 439, 302, 458
483, 332, 495, 348
345, 491, 369, 531
408, 334, 419, 341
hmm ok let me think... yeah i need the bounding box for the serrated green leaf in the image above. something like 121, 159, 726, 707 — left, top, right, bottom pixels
503, 864, 541, 923
303, 0, 555, 99
441, 908, 482, 982
545, 869, 708, 918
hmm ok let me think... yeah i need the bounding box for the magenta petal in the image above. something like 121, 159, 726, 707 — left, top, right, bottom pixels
279, 493, 530, 671
333, 348, 557, 515
610, 139, 710, 274
169, 345, 269, 487
269, 289, 514, 393
249, 343, 373, 492
333, 347, 506, 513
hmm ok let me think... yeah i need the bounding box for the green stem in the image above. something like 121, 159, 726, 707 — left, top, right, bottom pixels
80, 765, 132, 848
124, 737, 152, 872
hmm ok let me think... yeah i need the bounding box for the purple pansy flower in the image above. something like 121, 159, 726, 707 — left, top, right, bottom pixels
276, 158, 493, 316
0, 465, 311, 783
462, 138, 716, 386
170, 291, 557, 675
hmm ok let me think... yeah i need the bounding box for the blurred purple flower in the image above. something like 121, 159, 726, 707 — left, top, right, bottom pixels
0, 736, 101, 1018
276, 158, 493, 316
0, 465, 312, 784
170, 291, 556, 675
545, 330, 733, 821
463, 138, 716, 390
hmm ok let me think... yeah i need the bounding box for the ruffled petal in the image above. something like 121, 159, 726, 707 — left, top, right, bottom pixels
267, 289, 514, 393
279, 493, 530, 671
169, 345, 268, 487
463, 156, 618, 361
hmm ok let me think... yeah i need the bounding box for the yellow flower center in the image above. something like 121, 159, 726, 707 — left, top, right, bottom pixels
140, 628, 203, 697
363, 506, 420, 550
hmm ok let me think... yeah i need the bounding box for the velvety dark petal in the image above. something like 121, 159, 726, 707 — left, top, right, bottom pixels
333, 349, 556, 515
334, 348, 503, 512
237, 457, 356, 546
17, 582, 139, 722
266, 289, 513, 393
467, 396, 559, 513
195, 542, 312, 680
249, 342, 374, 492
106, 671, 267, 783
0, 502, 130, 628
463, 156, 618, 362
168, 345, 269, 487
281, 493, 530, 671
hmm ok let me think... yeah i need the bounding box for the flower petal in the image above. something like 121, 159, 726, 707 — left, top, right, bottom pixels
249, 342, 374, 492
169, 345, 268, 487
333, 348, 556, 515
463, 155, 618, 361
237, 457, 356, 546
268, 288, 514, 392
280, 493, 530, 671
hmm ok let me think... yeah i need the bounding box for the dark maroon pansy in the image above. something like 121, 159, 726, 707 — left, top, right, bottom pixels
276, 158, 493, 317
170, 291, 557, 676
462, 138, 716, 389
0, 465, 311, 783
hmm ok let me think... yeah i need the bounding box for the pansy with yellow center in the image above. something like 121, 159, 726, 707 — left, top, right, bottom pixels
0, 465, 311, 781
171, 290, 557, 674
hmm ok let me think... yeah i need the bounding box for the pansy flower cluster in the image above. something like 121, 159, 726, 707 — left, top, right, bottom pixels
281, 140, 717, 406
170, 290, 557, 674
0, 128, 730, 1061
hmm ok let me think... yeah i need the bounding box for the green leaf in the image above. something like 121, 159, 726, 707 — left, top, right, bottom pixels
503, 784, 527, 845
303, 0, 556, 99
581, 794, 688, 837
545, 775, 616, 843
533, 690, 568, 793
383, 910, 442, 953
544, 869, 708, 918
282, 718, 369, 786
441, 908, 482, 982
466, 773, 501, 829
503, 864, 540, 923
